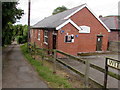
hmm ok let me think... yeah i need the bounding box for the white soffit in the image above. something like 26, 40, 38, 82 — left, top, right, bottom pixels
56, 19, 81, 30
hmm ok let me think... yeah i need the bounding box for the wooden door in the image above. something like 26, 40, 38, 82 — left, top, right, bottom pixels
53, 35, 56, 49
96, 36, 103, 51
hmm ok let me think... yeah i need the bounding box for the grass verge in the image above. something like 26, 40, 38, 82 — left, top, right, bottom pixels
20, 43, 72, 88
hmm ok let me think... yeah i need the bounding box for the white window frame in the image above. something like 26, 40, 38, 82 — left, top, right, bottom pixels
79, 26, 90, 33
30, 30, 33, 37
38, 30, 40, 41
44, 30, 48, 45
64, 34, 74, 43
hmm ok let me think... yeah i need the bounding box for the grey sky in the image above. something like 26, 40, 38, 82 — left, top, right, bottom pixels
16, 0, 119, 25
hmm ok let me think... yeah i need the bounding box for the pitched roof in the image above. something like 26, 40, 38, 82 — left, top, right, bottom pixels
32, 4, 110, 32
32, 4, 85, 29
100, 16, 120, 30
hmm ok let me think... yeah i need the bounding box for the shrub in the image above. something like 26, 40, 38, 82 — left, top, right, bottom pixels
16, 35, 27, 44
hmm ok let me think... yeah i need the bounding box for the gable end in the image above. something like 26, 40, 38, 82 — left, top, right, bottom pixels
64, 4, 110, 32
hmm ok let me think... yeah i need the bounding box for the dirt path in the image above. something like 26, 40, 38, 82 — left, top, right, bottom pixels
2, 43, 48, 88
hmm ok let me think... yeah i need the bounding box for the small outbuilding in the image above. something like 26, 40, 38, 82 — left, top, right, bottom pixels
30, 4, 110, 55
100, 16, 120, 42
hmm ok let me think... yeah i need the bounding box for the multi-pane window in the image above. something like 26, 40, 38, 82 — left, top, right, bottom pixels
44, 30, 48, 44
65, 34, 74, 43
38, 30, 40, 40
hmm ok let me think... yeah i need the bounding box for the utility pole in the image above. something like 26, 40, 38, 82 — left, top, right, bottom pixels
27, 0, 31, 50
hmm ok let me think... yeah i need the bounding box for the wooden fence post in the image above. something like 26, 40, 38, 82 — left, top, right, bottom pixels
104, 58, 108, 89
53, 50, 56, 74
41, 56, 44, 66
85, 60, 90, 88
29, 44, 32, 56
33, 42, 36, 59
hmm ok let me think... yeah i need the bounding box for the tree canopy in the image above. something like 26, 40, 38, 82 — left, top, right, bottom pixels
2, 2, 24, 46
52, 5, 68, 15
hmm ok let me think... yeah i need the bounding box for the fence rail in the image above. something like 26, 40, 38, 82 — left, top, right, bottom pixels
56, 50, 120, 80
28, 44, 120, 88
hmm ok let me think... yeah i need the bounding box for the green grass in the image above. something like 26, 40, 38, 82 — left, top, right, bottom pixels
20, 43, 72, 88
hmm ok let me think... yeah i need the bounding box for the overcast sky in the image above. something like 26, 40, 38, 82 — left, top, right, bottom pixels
16, 0, 119, 25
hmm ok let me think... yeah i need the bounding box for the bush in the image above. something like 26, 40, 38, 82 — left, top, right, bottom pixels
16, 36, 27, 44
22, 35, 27, 43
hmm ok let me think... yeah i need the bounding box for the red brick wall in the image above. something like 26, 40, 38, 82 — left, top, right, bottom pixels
57, 23, 79, 55
57, 7, 109, 55
30, 29, 54, 51
109, 31, 118, 41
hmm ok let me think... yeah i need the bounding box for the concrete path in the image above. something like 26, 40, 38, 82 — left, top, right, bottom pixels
2, 43, 48, 88
59, 53, 120, 88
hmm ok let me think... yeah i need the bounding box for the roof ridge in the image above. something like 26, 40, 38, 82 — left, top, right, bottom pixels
33, 4, 86, 27
51, 3, 86, 17
67, 3, 86, 10
114, 16, 118, 29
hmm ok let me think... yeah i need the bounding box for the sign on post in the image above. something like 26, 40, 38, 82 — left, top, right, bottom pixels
104, 57, 120, 88
107, 58, 120, 70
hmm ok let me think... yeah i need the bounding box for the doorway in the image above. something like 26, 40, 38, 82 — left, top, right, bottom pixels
96, 36, 103, 51
53, 35, 56, 49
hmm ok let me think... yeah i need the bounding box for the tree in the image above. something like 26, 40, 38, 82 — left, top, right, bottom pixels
14, 24, 28, 44
2, 2, 24, 46
52, 5, 68, 15
2, 22, 14, 45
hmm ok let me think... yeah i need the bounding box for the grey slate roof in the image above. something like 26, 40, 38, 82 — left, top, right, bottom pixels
32, 4, 85, 29
100, 16, 120, 30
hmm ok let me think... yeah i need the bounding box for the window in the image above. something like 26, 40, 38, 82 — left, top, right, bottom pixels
44, 30, 48, 44
30, 30, 32, 37
65, 34, 74, 43
79, 26, 90, 33
38, 30, 40, 40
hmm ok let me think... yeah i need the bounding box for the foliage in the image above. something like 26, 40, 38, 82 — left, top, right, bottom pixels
16, 36, 22, 44
52, 5, 68, 15
2, 22, 15, 45
36, 49, 48, 60
21, 43, 72, 88
13, 24, 28, 37
2, 24, 28, 44
2, 2, 24, 46
14, 25, 28, 44
16, 35, 27, 44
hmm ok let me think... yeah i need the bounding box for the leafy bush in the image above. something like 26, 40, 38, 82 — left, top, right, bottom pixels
16, 36, 22, 44
22, 35, 27, 43
16, 35, 27, 44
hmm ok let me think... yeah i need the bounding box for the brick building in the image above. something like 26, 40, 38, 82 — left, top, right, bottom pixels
100, 16, 120, 42
30, 4, 110, 55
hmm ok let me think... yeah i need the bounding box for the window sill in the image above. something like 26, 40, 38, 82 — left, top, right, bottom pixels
44, 42, 48, 45
65, 42, 74, 43
38, 39, 40, 41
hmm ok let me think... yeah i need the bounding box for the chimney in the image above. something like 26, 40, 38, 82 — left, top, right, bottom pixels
99, 15, 103, 18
